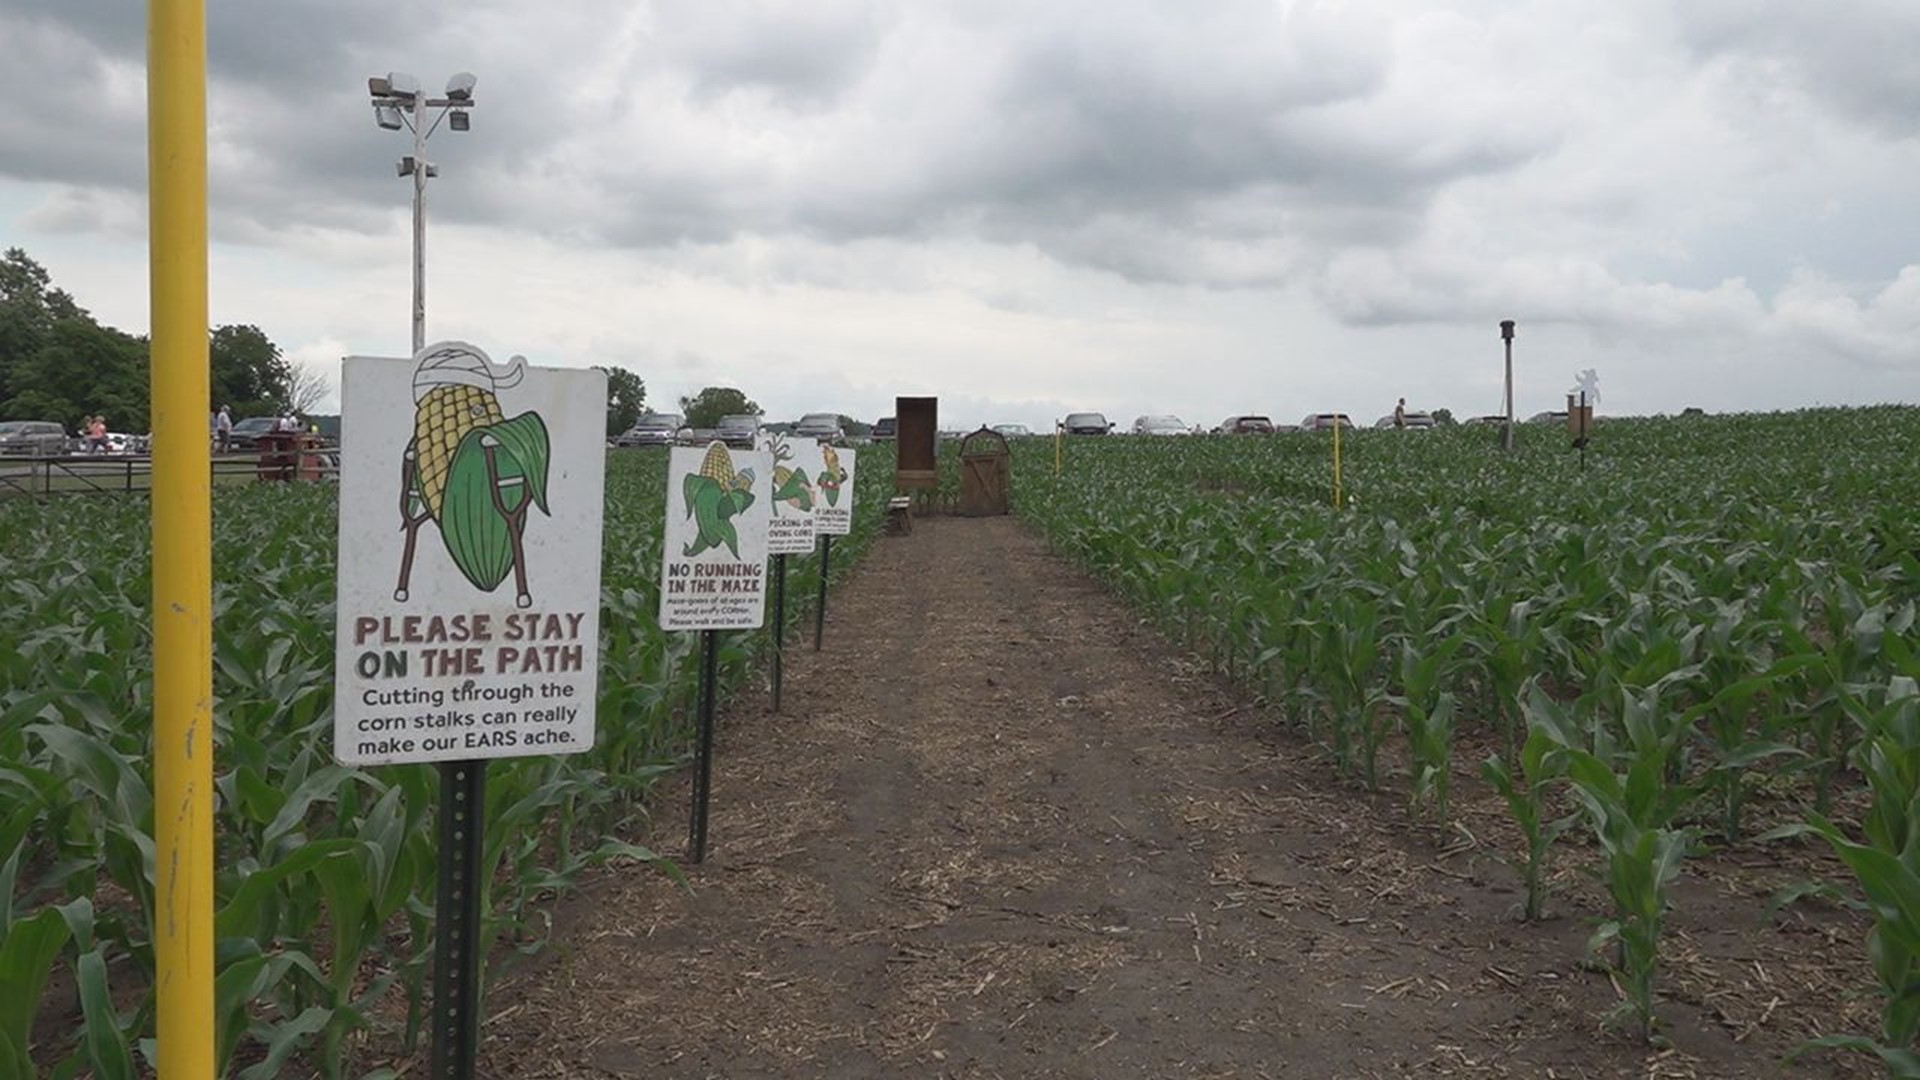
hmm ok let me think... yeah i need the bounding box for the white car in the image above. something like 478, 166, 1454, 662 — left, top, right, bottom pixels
1374, 412, 1434, 430
1131, 414, 1190, 436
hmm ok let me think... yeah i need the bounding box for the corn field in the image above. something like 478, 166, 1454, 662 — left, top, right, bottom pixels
0, 447, 890, 1077
1019, 408, 1920, 1064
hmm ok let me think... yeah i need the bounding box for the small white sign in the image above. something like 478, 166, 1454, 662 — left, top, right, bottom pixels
812, 444, 856, 536
758, 432, 818, 556
659, 442, 773, 630
333, 343, 606, 766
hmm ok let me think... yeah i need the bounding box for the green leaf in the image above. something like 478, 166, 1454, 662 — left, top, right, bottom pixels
75, 948, 135, 1080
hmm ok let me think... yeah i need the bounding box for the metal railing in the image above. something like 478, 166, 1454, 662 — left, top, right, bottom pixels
0, 447, 340, 497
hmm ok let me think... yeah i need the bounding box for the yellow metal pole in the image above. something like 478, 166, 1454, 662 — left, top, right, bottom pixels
148, 0, 215, 1075
1332, 416, 1342, 509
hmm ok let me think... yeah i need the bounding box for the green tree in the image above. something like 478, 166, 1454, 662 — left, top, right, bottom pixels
596, 365, 648, 437
838, 414, 872, 437
4, 319, 150, 431
209, 324, 292, 417
1432, 408, 1456, 427
0, 247, 88, 417
678, 386, 761, 428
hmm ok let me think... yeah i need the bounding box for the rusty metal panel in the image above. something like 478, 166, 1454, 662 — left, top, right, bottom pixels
895, 396, 938, 489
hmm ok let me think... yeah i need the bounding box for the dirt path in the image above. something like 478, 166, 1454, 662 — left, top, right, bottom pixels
484, 516, 1865, 1079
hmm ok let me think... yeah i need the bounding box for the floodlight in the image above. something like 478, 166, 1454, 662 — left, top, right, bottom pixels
368, 75, 392, 97
448, 110, 470, 132
373, 104, 403, 131
445, 72, 476, 101
397, 156, 416, 177
385, 71, 420, 99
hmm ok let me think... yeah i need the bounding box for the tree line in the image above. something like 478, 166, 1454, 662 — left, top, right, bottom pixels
0, 247, 328, 434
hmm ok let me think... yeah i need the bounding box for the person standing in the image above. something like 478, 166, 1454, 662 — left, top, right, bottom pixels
87, 415, 109, 454
215, 405, 233, 452
1393, 398, 1407, 429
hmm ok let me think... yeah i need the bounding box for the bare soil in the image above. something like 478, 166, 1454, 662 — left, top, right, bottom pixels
481, 516, 1877, 1079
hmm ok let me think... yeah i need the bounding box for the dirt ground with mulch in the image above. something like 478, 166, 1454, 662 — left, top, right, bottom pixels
479, 515, 1878, 1079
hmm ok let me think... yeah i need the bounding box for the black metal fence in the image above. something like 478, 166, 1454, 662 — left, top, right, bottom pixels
0, 446, 340, 497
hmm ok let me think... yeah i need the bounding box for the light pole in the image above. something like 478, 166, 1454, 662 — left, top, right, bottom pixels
1500, 319, 1516, 451
368, 71, 476, 353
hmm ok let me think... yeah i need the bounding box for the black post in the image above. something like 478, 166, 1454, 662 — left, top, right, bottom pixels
688, 628, 719, 863
814, 535, 832, 651
1500, 319, 1516, 452
429, 759, 487, 1080
1579, 389, 1588, 471
771, 554, 787, 713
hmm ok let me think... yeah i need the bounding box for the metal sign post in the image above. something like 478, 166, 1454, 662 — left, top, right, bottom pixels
814, 535, 833, 651
429, 760, 485, 1078
334, 348, 606, 1080
688, 628, 720, 861
770, 554, 787, 711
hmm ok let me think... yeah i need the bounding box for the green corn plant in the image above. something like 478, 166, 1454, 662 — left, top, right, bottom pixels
1394, 635, 1464, 826
1776, 677, 1920, 1076
1558, 678, 1702, 1043
1481, 681, 1582, 921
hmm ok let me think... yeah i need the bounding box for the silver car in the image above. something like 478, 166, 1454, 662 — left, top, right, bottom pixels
0, 420, 69, 456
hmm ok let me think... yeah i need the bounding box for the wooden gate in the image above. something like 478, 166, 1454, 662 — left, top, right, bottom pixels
958, 427, 1011, 516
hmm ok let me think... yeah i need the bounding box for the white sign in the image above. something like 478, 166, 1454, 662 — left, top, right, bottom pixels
812, 444, 856, 536
758, 432, 817, 556
659, 442, 773, 630
333, 343, 606, 766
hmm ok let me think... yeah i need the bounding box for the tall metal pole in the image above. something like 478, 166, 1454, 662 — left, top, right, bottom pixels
814, 535, 832, 651
1500, 319, 1516, 451
411, 98, 429, 354
148, 0, 216, 1073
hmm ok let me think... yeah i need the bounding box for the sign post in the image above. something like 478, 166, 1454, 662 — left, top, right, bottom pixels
810, 444, 857, 651
333, 343, 606, 1079
760, 433, 819, 712
660, 440, 772, 861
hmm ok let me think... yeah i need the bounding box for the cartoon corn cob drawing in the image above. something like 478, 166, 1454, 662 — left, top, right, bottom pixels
682, 441, 757, 558
816, 444, 848, 508
395, 342, 552, 606
765, 432, 815, 515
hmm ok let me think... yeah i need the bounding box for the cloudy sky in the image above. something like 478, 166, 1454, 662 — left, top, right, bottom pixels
2, 0, 1916, 428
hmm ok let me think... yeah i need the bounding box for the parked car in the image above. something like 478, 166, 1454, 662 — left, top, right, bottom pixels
1374, 411, 1435, 430
793, 412, 846, 444
614, 412, 684, 447
1462, 414, 1508, 427
1300, 413, 1353, 432
1526, 410, 1571, 426
1130, 414, 1190, 436
0, 420, 69, 456
871, 416, 896, 442
226, 415, 283, 451
991, 423, 1033, 437
716, 414, 762, 448
1216, 415, 1275, 435
1061, 411, 1113, 435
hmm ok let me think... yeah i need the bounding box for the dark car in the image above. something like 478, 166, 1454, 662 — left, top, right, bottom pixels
0, 420, 69, 456
1217, 415, 1275, 435
1062, 411, 1112, 435
676, 426, 719, 447
615, 412, 684, 447
793, 412, 845, 444
716, 414, 762, 449
226, 415, 283, 451
871, 416, 896, 441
